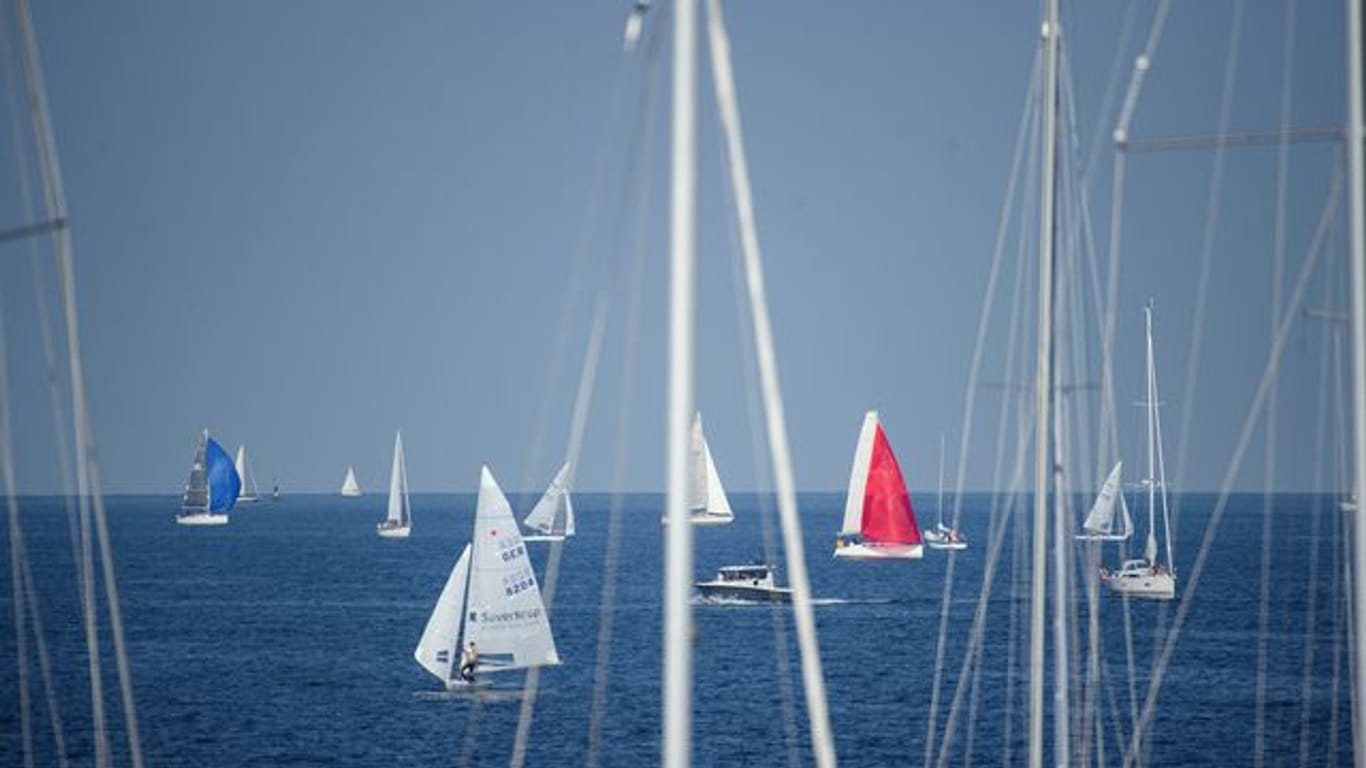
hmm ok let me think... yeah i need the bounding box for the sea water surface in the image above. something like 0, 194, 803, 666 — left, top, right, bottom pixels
0, 492, 1351, 766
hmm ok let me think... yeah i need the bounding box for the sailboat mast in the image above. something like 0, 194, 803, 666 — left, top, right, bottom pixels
937, 432, 945, 529
1030, 0, 1061, 765
663, 0, 698, 764
1145, 304, 1158, 563
1345, 0, 1366, 757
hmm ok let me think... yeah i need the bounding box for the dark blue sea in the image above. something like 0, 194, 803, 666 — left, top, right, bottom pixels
0, 492, 1352, 766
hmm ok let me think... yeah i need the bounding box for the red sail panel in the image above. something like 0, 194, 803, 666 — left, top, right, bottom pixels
860, 424, 922, 545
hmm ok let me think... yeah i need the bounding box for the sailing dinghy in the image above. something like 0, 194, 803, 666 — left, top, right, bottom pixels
414, 465, 560, 689
377, 431, 412, 538
178, 429, 240, 526
340, 465, 362, 497
1075, 461, 1133, 541
662, 413, 734, 525
234, 444, 260, 503
523, 461, 575, 542
923, 434, 967, 550
833, 411, 923, 559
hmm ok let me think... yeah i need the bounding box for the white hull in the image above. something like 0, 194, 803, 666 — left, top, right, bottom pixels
926, 540, 967, 551
695, 582, 792, 603
1342, 498, 1359, 513
237, 495, 259, 504
833, 542, 923, 560
661, 512, 735, 526
1106, 569, 1175, 600
377, 523, 411, 539
1074, 533, 1130, 541
523, 533, 567, 542
177, 512, 229, 526
341, 489, 362, 498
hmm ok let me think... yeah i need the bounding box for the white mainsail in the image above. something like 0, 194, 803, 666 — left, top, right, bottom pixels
340, 466, 361, 497
234, 445, 260, 502
1077, 461, 1132, 540
386, 432, 411, 527
414, 544, 472, 682
840, 411, 879, 536
463, 465, 561, 672
524, 461, 575, 538
687, 413, 733, 523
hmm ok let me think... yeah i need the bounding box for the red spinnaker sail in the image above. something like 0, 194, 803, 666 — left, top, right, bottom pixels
861, 424, 922, 545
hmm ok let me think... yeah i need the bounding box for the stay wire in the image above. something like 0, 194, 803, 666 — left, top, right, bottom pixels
1123, 165, 1342, 768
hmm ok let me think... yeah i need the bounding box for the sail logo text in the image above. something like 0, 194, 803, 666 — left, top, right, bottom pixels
478, 608, 542, 624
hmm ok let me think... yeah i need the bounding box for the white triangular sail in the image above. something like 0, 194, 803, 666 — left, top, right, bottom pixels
463, 466, 560, 672
414, 544, 472, 683
840, 411, 879, 536
524, 461, 575, 538
340, 466, 361, 497
386, 432, 410, 526
234, 445, 260, 502
687, 413, 733, 522
1077, 461, 1132, 540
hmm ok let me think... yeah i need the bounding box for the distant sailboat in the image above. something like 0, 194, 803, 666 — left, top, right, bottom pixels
178, 429, 240, 526
414, 465, 560, 689
923, 433, 968, 551
1103, 304, 1176, 600
234, 444, 260, 503
833, 411, 924, 559
271, 477, 281, 501
1074, 461, 1133, 541
377, 431, 412, 538
523, 461, 575, 542
663, 413, 734, 525
340, 466, 362, 497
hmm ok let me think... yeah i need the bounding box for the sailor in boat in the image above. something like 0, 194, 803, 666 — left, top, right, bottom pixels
459, 640, 478, 683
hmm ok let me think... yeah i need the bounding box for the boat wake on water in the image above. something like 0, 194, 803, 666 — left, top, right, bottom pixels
411, 687, 528, 704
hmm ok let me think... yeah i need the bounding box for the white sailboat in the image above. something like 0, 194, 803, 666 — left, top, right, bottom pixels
923, 433, 967, 551
833, 411, 924, 559
377, 431, 411, 538
663, 413, 734, 525
414, 465, 560, 689
178, 429, 239, 526
340, 465, 362, 497
234, 444, 260, 503
523, 461, 575, 542
1103, 304, 1176, 600
1074, 461, 1133, 541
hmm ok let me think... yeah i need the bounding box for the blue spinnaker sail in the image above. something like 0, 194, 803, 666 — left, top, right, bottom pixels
206, 437, 242, 513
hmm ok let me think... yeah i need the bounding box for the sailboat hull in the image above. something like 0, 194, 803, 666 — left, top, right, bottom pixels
377, 523, 411, 539
926, 540, 967, 551
341, 490, 362, 498
523, 533, 568, 542
177, 512, 229, 526
237, 495, 259, 504
832, 542, 923, 560
660, 512, 735, 526
1105, 569, 1175, 600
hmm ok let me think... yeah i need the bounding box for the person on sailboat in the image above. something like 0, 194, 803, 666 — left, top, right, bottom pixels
459, 640, 478, 682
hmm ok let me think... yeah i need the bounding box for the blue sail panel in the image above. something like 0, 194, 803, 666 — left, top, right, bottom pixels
205, 437, 242, 513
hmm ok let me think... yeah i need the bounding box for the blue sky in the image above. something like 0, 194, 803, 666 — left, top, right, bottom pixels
0, 2, 1353, 494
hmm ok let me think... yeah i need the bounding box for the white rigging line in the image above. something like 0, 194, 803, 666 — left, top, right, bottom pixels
1168, 0, 1244, 545
1029, 0, 1060, 764
1255, 3, 1298, 763
13, 0, 144, 764
1346, 0, 1366, 759
924, 42, 1040, 768
662, 0, 697, 763
704, 2, 835, 763
1123, 166, 1342, 768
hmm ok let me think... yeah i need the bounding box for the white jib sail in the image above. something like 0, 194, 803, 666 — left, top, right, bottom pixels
1081, 461, 1130, 539
702, 440, 733, 520
524, 461, 575, 537
341, 466, 361, 495
235, 445, 259, 498
386, 432, 409, 525
840, 411, 879, 536
464, 466, 561, 671
414, 543, 472, 683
